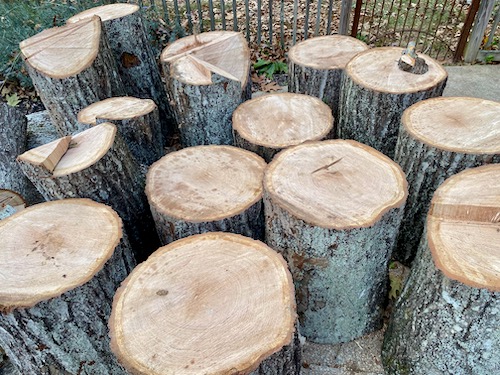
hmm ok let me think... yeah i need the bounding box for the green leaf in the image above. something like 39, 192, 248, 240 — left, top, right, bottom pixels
264, 63, 276, 78
6, 93, 20, 107
389, 273, 403, 300
253, 59, 271, 69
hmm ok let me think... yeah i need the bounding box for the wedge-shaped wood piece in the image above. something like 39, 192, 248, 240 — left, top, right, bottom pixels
17, 136, 71, 177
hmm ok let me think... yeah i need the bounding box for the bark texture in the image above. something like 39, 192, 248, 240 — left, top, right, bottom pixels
234, 132, 281, 163
0, 237, 135, 375
382, 233, 500, 374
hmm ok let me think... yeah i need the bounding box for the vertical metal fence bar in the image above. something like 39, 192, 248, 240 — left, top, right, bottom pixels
391, 0, 404, 42
269, 0, 274, 46
245, 0, 251, 41
185, 0, 193, 34
173, 0, 182, 34
407, 0, 423, 42
161, 0, 171, 27
374, 0, 387, 40
359, 0, 371, 36
208, 0, 215, 30
399, 0, 413, 45
292, 0, 299, 45
351, 0, 363, 37
315, 0, 323, 36
150, 0, 156, 11
221, 0, 226, 30
257, 0, 262, 45
304, 0, 311, 39
196, 0, 204, 32
233, 0, 238, 30
485, 3, 500, 48
326, 0, 334, 34
447, 0, 468, 59
280, 0, 285, 48
420, 0, 439, 53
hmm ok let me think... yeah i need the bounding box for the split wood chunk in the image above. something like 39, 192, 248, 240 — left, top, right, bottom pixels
288, 35, 368, 125
382, 164, 500, 374
109, 232, 301, 375
0, 190, 26, 220
337, 47, 447, 159
161, 31, 251, 147
20, 16, 125, 136
17, 123, 160, 261
67, 5, 174, 140
78, 97, 164, 166
232, 93, 334, 162
146, 145, 266, 244
0, 198, 135, 374
393, 97, 500, 265
264, 140, 407, 344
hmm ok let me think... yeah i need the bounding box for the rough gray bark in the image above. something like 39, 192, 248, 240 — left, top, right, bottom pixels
234, 132, 281, 163
382, 233, 500, 374
0, 237, 135, 375
393, 125, 499, 265
337, 75, 447, 159
264, 190, 404, 344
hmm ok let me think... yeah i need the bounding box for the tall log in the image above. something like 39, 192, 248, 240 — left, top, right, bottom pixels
393, 97, 500, 265
161, 31, 251, 147
264, 140, 407, 344
67, 4, 175, 141
17, 123, 159, 261
78, 97, 164, 166
0, 199, 135, 375
109, 232, 301, 375
20, 16, 125, 136
337, 47, 448, 158
232, 93, 334, 162
382, 164, 500, 374
146, 145, 266, 244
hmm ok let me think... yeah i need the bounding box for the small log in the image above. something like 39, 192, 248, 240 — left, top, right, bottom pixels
393, 97, 500, 265
17, 123, 159, 261
161, 31, 251, 147
0, 198, 135, 374
337, 47, 448, 158
146, 145, 266, 244
78, 97, 164, 166
382, 164, 500, 374
67, 4, 175, 140
232, 93, 334, 162
288, 35, 368, 126
109, 232, 301, 375
20, 16, 125, 136
264, 140, 407, 344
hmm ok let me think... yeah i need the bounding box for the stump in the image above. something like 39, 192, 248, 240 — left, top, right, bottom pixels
67, 4, 174, 140
393, 97, 500, 265
17, 123, 159, 261
146, 145, 266, 244
109, 232, 301, 375
78, 97, 164, 166
264, 140, 407, 344
0, 190, 25, 220
382, 164, 500, 374
161, 31, 251, 147
337, 47, 447, 158
288, 35, 368, 126
0, 198, 135, 375
20, 16, 125, 136
232, 93, 334, 162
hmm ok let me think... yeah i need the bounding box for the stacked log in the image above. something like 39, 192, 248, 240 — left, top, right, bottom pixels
109, 232, 301, 375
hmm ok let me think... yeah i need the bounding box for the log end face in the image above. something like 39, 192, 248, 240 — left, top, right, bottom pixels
78, 97, 157, 124
67, 3, 139, 23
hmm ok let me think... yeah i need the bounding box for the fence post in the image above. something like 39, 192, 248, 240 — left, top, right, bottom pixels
339, 0, 353, 35
464, 0, 496, 63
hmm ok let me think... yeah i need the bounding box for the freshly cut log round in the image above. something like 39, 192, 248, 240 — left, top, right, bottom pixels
232, 93, 334, 162
110, 232, 301, 375
17, 123, 159, 261
0, 189, 26, 220
0, 198, 135, 375
382, 164, 500, 374
67, 4, 174, 141
337, 47, 447, 158
161, 31, 251, 147
20, 16, 125, 135
288, 35, 368, 126
146, 145, 266, 244
393, 97, 500, 265
264, 140, 407, 344
78, 97, 164, 166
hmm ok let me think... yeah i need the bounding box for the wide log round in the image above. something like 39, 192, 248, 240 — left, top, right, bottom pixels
109, 232, 301, 375
78, 97, 164, 166
264, 140, 407, 344
0, 199, 135, 375
337, 47, 448, 158
146, 145, 266, 244
17, 123, 159, 261
393, 97, 500, 265
232, 93, 334, 162
382, 164, 500, 374
161, 31, 251, 147
288, 35, 368, 126
20, 16, 125, 136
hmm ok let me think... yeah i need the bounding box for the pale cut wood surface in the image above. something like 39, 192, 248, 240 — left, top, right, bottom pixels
428, 164, 500, 291
146, 145, 266, 222
67, 3, 139, 23
110, 232, 296, 375
403, 97, 500, 153
346, 47, 447, 94
0, 198, 122, 311
288, 35, 368, 70
17, 136, 71, 175
232, 93, 333, 148
20, 17, 101, 79
264, 140, 407, 229
78, 97, 157, 124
